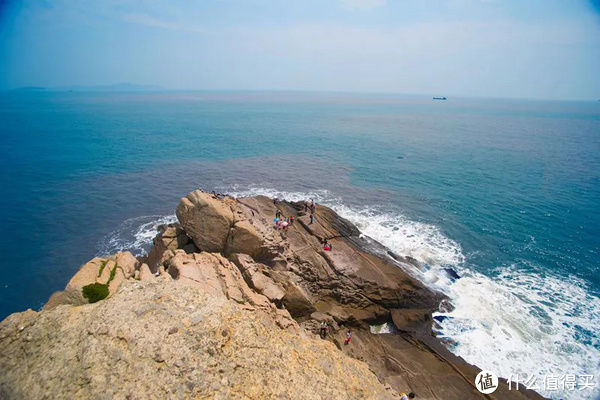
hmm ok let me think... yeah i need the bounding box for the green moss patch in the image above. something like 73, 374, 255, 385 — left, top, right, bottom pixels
82, 283, 109, 303
97, 260, 108, 277
108, 264, 118, 283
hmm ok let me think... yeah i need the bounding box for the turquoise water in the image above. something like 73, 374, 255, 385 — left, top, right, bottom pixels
1, 91, 599, 399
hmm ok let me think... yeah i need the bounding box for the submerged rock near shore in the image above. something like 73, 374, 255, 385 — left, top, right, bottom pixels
0, 190, 546, 400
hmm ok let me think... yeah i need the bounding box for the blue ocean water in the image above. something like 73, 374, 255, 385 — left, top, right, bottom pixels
0, 91, 598, 399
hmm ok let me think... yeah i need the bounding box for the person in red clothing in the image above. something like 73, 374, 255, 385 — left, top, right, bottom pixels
344, 330, 351, 345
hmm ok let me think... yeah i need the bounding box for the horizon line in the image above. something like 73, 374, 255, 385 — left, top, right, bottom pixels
3, 85, 599, 103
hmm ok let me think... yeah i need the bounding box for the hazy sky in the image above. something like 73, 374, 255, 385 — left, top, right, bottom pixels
1, 0, 599, 99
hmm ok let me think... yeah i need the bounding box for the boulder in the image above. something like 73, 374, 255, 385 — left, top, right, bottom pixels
114, 252, 139, 279
226, 220, 265, 258
49, 256, 130, 307
160, 224, 192, 251
138, 263, 154, 282
176, 190, 234, 252
390, 308, 432, 333
281, 281, 316, 318
229, 253, 285, 302
62, 257, 106, 305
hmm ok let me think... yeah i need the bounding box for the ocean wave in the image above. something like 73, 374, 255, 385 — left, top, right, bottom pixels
96, 214, 177, 257
435, 266, 600, 400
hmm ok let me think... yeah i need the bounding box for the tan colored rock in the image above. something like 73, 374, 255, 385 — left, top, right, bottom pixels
0, 280, 396, 400
30, 190, 544, 400
115, 251, 139, 278
97, 260, 116, 284
42, 291, 68, 310
390, 308, 432, 333
226, 219, 265, 258
107, 267, 126, 294
281, 281, 316, 318
138, 263, 153, 282
61, 257, 106, 305
176, 190, 234, 252
230, 253, 285, 302
167, 252, 224, 297
48, 255, 132, 307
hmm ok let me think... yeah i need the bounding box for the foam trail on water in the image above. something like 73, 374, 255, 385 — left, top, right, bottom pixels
227, 185, 600, 400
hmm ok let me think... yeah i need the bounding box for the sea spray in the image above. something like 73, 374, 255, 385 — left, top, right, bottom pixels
97, 214, 177, 257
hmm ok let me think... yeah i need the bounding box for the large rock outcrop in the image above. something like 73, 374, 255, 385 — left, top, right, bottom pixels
44, 251, 139, 309
0, 190, 546, 400
176, 190, 234, 253
168, 191, 545, 400
176, 190, 275, 260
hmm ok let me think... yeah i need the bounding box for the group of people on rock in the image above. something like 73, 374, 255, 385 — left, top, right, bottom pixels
273, 209, 294, 231
272, 199, 335, 251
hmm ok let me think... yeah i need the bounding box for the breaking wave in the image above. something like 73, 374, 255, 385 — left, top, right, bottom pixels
96, 214, 177, 257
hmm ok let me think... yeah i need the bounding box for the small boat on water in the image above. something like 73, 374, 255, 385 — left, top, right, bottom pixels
433, 96, 447, 100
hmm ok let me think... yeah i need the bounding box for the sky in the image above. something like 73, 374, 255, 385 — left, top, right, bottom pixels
0, 0, 599, 99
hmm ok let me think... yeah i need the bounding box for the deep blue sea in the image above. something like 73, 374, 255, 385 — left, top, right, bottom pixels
1, 91, 598, 399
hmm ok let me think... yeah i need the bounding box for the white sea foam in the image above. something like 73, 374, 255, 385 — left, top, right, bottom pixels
441, 268, 599, 399
227, 186, 600, 400
370, 321, 398, 334
96, 214, 177, 257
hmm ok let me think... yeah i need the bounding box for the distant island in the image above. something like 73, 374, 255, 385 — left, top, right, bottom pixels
433, 96, 447, 100
9, 83, 162, 92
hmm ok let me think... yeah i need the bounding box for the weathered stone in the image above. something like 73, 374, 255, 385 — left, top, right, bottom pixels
15, 190, 545, 400
0, 280, 395, 400
176, 190, 234, 252
138, 263, 153, 282
281, 281, 316, 318
230, 253, 285, 302
390, 308, 432, 333
226, 220, 265, 258
114, 251, 139, 279
62, 257, 106, 305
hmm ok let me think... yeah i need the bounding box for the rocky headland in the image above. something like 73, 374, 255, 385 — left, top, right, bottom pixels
0, 190, 546, 400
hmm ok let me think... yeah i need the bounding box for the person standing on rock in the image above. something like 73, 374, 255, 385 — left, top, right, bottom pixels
276, 209, 281, 219
344, 330, 352, 345
320, 322, 328, 339
309, 213, 314, 224
304, 202, 308, 212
